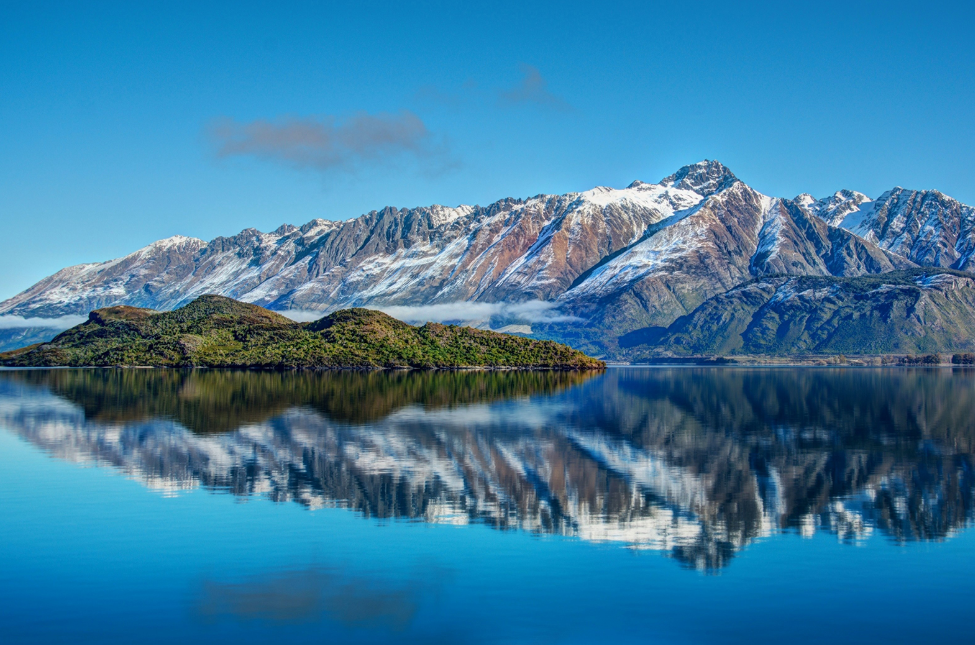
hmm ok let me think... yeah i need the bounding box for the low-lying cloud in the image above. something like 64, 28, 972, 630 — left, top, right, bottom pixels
373, 301, 582, 325
0, 315, 87, 330
279, 309, 326, 323
278, 302, 581, 327
207, 111, 453, 174
498, 64, 572, 112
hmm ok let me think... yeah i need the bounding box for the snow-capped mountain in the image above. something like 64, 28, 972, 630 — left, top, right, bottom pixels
2, 160, 974, 356
799, 187, 975, 270
0, 167, 711, 317
554, 178, 911, 335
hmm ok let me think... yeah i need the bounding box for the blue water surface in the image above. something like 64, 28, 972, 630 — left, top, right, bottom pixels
1, 368, 972, 644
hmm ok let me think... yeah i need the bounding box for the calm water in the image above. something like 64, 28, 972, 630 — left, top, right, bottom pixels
1, 367, 973, 644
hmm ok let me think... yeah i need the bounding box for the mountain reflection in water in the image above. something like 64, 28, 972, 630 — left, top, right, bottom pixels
1, 367, 973, 570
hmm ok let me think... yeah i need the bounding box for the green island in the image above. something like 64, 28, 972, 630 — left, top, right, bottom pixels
0, 295, 604, 370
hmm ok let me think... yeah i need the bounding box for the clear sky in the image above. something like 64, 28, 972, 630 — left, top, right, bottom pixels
2, 0, 974, 300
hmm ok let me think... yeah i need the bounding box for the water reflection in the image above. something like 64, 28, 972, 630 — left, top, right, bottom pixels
1, 367, 973, 570
197, 566, 431, 630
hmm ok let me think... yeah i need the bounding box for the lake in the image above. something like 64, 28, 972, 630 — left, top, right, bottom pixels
1, 367, 973, 644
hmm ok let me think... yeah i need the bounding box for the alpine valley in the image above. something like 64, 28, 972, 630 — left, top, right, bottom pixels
4, 160, 975, 359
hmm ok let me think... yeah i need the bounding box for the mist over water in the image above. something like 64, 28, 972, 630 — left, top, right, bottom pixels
1, 367, 973, 643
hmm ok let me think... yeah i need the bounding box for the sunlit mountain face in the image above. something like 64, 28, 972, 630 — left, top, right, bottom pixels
1, 368, 972, 570
7, 161, 975, 358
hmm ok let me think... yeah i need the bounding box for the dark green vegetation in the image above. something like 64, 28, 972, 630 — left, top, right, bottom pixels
618, 269, 975, 359
0, 296, 604, 370
3, 368, 595, 431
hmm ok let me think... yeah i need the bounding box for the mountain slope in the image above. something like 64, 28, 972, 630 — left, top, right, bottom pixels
547, 175, 913, 350
0, 176, 709, 317
628, 269, 975, 356
0, 295, 603, 369
802, 188, 975, 270
3, 160, 975, 359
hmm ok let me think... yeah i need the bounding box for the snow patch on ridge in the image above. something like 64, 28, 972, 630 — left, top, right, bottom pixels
752, 196, 784, 265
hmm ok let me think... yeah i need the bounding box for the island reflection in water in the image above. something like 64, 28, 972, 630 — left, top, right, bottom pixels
1, 367, 973, 570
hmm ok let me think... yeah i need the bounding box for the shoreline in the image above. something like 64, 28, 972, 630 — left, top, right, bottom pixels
607, 353, 974, 367
0, 364, 605, 372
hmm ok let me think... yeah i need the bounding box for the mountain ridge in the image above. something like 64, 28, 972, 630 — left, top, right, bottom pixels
3, 160, 974, 358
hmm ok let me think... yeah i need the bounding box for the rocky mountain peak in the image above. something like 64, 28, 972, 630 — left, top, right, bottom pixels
794, 193, 816, 209
142, 235, 207, 252
807, 189, 873, 227
659, 160, 738, 196
273, 224, 298, 236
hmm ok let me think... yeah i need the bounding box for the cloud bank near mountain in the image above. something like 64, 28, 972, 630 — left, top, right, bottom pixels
280, 302, 580, 326
0, 314, 87, 330
374, 301, 581, 324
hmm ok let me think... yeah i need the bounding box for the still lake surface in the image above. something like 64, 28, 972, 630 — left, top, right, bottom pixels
1, 367, 973, 644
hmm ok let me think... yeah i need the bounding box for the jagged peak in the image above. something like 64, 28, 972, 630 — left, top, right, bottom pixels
272, 224, 298, 236
817, 190, 872, 206
659, 160, 738, 196
145, 234, 206, 249
122, 235, 207, 261
794, 193, 817, 209
835, 189, 870, 200
299, 218, 338, 235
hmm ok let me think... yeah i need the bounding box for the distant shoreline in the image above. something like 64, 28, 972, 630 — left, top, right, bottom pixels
0, 364, 603, 372
608, 353, 974, 367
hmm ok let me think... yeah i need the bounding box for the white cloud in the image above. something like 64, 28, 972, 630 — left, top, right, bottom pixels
371, 301, 581, 324
278, 310, 327, 323
0, 315, 88, 330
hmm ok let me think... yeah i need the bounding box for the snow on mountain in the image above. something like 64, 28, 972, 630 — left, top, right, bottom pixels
802, 188, 975, 270
555, 171, 908, 334
2, 159, 973, 356
799, 189, 874, 228
0, 162, 727, 320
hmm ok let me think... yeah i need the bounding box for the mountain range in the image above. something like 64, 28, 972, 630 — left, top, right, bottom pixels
3, 160, 974, 357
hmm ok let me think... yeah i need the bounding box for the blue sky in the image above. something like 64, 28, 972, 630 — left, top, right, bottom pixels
1, 0, 974, 300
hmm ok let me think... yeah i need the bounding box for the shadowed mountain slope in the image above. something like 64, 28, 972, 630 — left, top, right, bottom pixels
624, 269, 975, 357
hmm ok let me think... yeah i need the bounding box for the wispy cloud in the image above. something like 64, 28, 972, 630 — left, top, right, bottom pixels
0, 315, 87, 330
498, 64, 572, 112
277, 302, 580, 326
207, 111, 455, 174
373, 301, 581, 325
279, 309, 325, 323
415, 79, 479, 111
